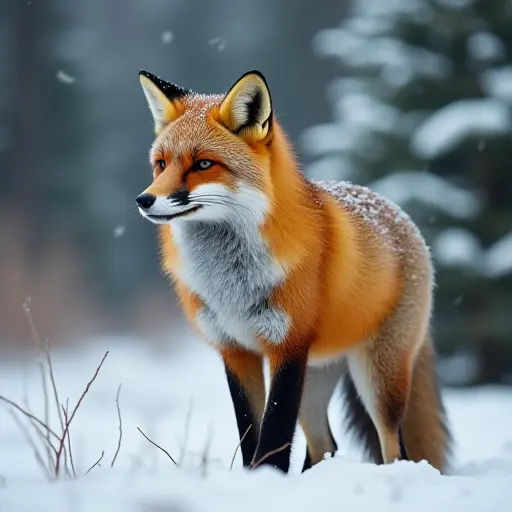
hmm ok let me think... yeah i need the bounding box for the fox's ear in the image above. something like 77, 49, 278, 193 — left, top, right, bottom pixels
139, 70, 188, 133
219, 70, 272, 142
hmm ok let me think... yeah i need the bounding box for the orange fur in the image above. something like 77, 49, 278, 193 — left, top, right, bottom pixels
151, 98, 402, 362
138, 70, 451, 472
220, 346, 266, 424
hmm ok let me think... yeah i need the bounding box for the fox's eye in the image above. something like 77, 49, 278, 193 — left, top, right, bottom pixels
197, 159, 212, 170
156, 159, 166, 170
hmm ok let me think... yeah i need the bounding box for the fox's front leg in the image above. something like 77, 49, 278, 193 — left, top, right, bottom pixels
251, 346, 309, 473
221, 347, 266, 467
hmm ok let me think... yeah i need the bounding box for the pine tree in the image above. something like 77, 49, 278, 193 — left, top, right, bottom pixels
303, 0, 512, 384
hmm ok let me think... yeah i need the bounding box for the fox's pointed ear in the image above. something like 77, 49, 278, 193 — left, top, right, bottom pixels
219, 70, 272, 142
139, 70, 188, 133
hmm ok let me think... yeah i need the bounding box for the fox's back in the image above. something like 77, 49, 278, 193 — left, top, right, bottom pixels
305, 179, 433, 361
313, 179, 430, 266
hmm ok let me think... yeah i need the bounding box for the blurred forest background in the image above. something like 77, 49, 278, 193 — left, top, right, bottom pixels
0, 0, 510, 386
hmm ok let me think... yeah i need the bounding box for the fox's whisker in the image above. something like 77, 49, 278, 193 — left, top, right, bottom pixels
189, 196, 258, 218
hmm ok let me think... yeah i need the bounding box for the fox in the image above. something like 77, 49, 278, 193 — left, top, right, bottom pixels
135, 69, 452, 474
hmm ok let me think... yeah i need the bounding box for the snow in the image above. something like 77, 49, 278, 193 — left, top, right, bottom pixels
483, 231, 512, 278
334, 93, 400, 132
343, 17, 393, 37
411, 99, 512, 159
314, 31, 450, 84
301, 95, 401, 158
432, 228, 482, 268
1, 337, 511, 511
307, 156, 355, 182
370, 171, 480, 219
301, 123, 361, 155
467, 32, 505, 62
353, 0, 432, 19
113, 225, 126, 238
436, 0, 474, 9
161, 30, 174, 44
208, 37, 226, 51
482, 67, 512, 104
314, 179, 425, 250
436, 0, 474, 8
56, 70, 76, 85
438, 351, 481, 386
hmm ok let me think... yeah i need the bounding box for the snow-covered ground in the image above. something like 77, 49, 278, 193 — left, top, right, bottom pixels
1, 334, 511, 511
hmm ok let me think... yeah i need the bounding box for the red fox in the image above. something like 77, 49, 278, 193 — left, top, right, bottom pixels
136, 69, 451, 474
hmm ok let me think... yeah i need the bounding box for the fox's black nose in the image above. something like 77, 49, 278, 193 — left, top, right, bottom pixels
136, 193, 156, 210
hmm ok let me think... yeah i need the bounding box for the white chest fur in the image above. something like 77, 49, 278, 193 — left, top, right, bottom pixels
171, 221, 289, 350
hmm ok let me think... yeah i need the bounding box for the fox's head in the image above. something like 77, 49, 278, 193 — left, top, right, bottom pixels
136, 69, 278, 226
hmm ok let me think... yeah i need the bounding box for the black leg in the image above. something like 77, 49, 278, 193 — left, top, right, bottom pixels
399, 426, 409, 461
225, 366, 261, 466
252, 353, 308, 473
302, 448, 313, 472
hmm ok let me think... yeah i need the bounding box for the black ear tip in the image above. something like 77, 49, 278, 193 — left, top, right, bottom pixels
138, 70, 189, 99
139, 70, 156, 81
228, 70, 271, 100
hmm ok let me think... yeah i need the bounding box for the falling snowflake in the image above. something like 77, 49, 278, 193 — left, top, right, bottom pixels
113, 225, 126, 238
453, 295, 464, 306
208, 37, 226, 52
56, 70, 75, 85
161, 30, 174, 44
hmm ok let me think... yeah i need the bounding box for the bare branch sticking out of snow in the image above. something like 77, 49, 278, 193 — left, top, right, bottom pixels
137, 427, 177, 466
56, 70, 75, 85
411, 99, 512, 159
370, 171, 480, 219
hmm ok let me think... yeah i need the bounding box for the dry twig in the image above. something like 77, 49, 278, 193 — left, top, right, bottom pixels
199, 424, 214, 478
110, 384, 123, 467
178, 397, 194, 465
55, 351, 109, 476
61, 401, 76, 478
8, 411, 52, 479
251, 442, 291, 470
0, 394, 60, 441
229, 424, 252, 471
85, 451, 105, 475
2, 296, 116, 480
137, 427, 177, 465
45, 340, 65, 434
22, 301, 52, 469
